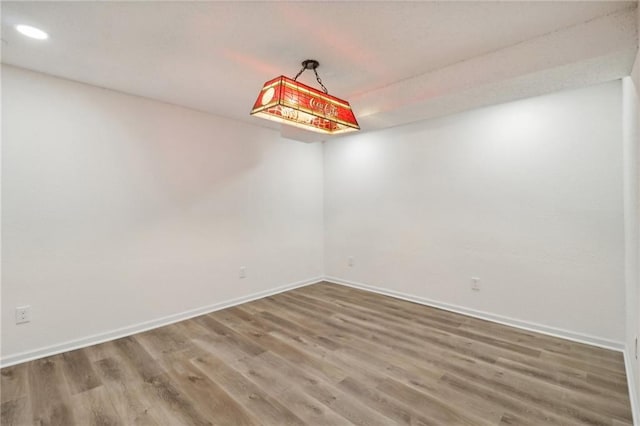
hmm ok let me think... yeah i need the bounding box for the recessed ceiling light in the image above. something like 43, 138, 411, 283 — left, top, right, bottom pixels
15, 25, 49, 40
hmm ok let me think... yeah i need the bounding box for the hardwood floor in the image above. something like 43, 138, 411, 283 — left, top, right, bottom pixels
1, 282, 633, 425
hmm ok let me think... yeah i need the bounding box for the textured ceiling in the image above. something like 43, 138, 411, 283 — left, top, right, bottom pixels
1, 1, 638, 142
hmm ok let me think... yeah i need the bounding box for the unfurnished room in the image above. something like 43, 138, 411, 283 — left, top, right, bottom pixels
1, 1, 640, 425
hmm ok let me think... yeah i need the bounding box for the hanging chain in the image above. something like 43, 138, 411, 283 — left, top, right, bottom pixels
293, 64, 306, 81
292, 62, 329, 94
313, 67, 329, 94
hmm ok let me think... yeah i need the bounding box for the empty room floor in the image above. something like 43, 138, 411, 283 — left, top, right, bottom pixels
0, 282, 633, 425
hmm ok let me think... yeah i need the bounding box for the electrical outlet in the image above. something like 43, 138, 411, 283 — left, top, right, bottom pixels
348, 256, 354, 267
471, 277, 480, 291
239, 266, 246, 279
15, 306, 31, 324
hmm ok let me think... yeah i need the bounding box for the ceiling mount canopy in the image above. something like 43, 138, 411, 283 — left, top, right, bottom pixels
250, 59, 360, 135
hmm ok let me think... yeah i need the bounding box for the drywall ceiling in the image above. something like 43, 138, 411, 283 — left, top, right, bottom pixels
1, 1, 638, 142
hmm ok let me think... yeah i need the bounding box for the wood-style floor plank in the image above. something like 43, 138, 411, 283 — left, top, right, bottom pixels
1, 397, 31, 426
93, 356, 166, 425
69, 386, 122, 426
1, 363, 28, 403
61, 350, 102, 395
1, 282, 633, 425
28, 356, 76, 425
166, 359, 257, 426
190, 353, 305, 425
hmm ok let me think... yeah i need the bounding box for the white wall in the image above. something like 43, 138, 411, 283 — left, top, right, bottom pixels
0, 63, 630, 367
625, 6, 640, 420
1, 65, 324, 363
623, 75, 640, 424
623, 5, 640, 421
324, 81, 625, 344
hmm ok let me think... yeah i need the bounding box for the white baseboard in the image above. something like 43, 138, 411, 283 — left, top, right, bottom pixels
0, 276, 324, 368
624, 348, 639, 426
1, 275, 627, 369
324, 276, 625, 352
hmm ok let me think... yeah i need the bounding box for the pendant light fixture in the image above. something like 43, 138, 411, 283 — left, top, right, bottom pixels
250, 60, 360, 135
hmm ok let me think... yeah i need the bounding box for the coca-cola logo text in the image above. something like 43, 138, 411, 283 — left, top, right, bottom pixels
309, 97, 338, 118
